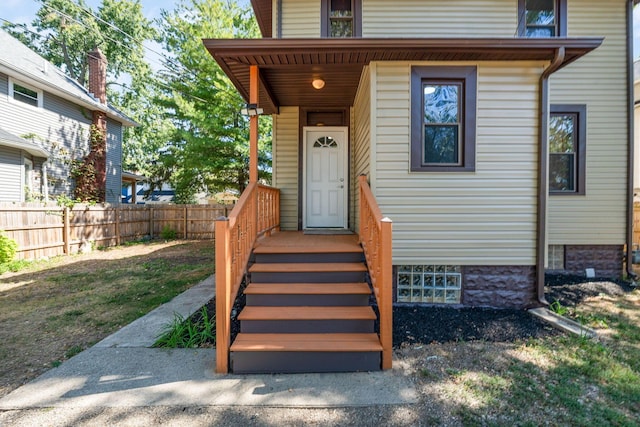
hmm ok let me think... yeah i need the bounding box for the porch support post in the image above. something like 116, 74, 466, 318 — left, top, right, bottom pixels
249, 65, 259, 184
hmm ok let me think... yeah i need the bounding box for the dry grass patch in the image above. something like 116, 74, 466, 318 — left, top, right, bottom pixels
0, 239, 214, 398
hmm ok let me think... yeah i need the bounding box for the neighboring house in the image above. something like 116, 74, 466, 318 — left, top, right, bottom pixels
206, 0, 634, 310
0, 29, 136, 203
0, 127, 50, 201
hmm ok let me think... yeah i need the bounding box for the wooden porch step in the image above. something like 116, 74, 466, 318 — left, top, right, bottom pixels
231, 333, 382, 352
249, 262, 368, 283
245, 282, 371, 295
249, 263, 367, 273
238, 306, 376, 333
244, 282, 371, 306
230, 333, 382, 373
238, 306, 376, 320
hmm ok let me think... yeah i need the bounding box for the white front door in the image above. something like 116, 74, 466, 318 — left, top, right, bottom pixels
304, 126, 348, 229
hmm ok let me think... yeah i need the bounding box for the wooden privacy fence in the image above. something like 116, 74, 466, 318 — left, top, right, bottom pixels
0, 203, 232, 260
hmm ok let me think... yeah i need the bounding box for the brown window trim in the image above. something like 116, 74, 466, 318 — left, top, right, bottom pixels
321, 0, 362, 38
518, 0, 567, 37
410, 66, 477, 172
549, 104, 586, 196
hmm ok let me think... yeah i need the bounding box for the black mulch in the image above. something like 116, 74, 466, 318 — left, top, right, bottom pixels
191, 274, 635, 349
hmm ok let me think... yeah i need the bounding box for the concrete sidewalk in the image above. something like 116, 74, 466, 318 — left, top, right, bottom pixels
0, 275, 417, 411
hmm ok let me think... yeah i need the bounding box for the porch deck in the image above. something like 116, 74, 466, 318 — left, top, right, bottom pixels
253, 231, 361, 254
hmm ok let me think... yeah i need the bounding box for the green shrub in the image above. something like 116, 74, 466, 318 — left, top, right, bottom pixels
0, 232, 18, 264
160, 225, 177, 240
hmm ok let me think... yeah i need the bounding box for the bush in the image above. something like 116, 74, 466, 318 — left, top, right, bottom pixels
0, 232, 18, 264
160, 225, 177, 240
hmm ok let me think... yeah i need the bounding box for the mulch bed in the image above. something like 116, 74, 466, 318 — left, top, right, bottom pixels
191, 274, 636, 348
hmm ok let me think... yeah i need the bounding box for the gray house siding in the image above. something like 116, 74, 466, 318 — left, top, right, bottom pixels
0, 145, 22, 201
106, 119, 123, 204
0, 71, 92, 198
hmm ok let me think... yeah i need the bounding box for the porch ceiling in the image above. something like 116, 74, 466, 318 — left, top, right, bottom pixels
203, 37, 603, 115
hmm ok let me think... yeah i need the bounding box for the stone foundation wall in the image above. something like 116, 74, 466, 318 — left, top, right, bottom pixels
563, 245, 624, 278
462, 265, 537, 309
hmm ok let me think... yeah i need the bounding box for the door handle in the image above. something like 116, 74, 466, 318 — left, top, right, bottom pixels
337, 185, 344, 189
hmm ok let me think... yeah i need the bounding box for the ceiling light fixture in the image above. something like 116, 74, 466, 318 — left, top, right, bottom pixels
312, 78, 325, 90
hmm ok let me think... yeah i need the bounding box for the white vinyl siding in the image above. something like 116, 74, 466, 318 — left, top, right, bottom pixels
281, 0, 321, 38
548, 0, 627, 244
273, 106, 300, 230
362, 0, 517, 38
0, 145, 22, 201
351, 66, 372, 232
372, 61, 544, 266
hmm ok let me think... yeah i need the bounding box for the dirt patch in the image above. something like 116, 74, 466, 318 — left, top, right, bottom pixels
0, 239, 214, 399
545, 274, 636, 307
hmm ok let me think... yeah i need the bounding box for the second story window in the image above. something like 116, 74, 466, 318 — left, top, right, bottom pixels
9, 78, 43, 108
518, 0, 567, 37
322, 0, 361, 38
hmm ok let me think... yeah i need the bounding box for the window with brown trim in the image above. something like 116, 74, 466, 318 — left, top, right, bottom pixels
549, 104, 586, 195
321, 0, 361, 37
411, 66, 477, 172
518, 0, 567, 37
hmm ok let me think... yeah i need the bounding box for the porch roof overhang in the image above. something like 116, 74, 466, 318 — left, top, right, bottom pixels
203, 37, 603, 115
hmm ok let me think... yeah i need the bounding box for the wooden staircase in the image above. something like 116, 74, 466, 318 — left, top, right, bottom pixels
229, 232, 383, 374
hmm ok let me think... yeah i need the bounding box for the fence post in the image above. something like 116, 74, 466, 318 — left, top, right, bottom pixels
150, 207, 154, 238
184, 206, 188, 239
63, 207, 70, 255
115, 207, 120, 246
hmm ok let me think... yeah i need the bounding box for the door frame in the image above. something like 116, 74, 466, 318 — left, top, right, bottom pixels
302, 126, 349, 229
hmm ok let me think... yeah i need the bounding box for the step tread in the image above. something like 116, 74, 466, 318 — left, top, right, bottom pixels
238, 306, 377, 320
253, 233, 363, 254
249, 262, 367, 273
231, 333, 383, 352
245, 282, 371, 295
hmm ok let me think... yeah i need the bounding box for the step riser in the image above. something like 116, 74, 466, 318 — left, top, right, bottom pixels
251, 271, 366, 283
246, 294, 370, 306
254, 252, 364, 264
241, 319, 375, 334
231, 351, 381, 374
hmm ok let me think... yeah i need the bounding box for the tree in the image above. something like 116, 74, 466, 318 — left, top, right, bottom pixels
155, 0, 271, 203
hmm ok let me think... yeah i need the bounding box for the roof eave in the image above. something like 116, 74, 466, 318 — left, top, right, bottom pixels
0, 62, 137, 127
204, 37, 604, 114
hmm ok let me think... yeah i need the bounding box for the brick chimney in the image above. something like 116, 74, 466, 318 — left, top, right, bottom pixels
87, 47, 107, 104
87, 47, 107, 202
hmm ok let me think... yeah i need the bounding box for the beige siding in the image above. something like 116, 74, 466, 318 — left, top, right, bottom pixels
548, 0, 627, 245
351, 66, 372, 232
372, 61, 545, 266
362, 0, 516, 38
281, 0, 320, 38
273, 106, 299, 230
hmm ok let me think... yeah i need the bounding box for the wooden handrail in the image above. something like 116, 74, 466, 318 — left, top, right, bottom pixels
358, 175, 393, 370
215, 182, 280, 373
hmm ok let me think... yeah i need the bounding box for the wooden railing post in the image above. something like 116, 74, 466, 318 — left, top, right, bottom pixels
380, 217, 393, 370
215, 217, 231, 373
